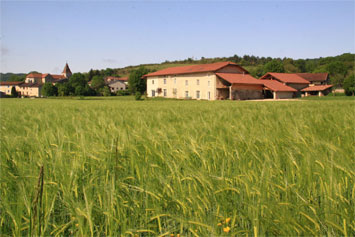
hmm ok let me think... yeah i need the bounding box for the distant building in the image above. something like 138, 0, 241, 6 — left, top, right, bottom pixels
104, 76, 128, 93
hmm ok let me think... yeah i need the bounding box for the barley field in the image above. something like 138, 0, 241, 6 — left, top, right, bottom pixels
0, 97, 354, 236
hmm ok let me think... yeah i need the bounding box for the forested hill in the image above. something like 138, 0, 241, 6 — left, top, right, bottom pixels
0, 73, 26, 82
94, 52, 354, 81
2, 53, 354, 87
103, 53, 354, 87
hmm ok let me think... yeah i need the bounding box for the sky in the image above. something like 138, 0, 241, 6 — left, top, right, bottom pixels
0, 0, 354, 74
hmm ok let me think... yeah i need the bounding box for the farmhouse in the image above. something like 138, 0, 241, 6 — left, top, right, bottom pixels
296, 73, 329, 85
143, 62, 266, 100
261, 72, 333, 98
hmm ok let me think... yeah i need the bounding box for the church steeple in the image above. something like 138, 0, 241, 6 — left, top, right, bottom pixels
62, 62, 72, 78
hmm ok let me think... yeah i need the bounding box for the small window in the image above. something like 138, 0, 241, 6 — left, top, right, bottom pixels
173, 88, 177, 95
197, 79, 199, 85
196, 90, 200, 99
208, 81, 211, 86
185, 91, 189, 98
151, 90, 156, 97
208, 91, 211, 100
185, 80, 188, 86
152, 80, 154, 85
164, 79, 166, 84
163, 89, 167, 96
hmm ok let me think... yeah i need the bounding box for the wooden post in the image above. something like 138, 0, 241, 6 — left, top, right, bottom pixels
229, 86, 232, 100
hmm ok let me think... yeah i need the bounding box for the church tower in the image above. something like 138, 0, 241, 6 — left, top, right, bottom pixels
62, 63, 72, 79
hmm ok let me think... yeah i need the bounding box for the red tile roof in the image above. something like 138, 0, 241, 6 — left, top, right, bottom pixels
144, 62, 248, 77
261, 73, 310, 84
296, 73, 328, 82
118, 77, 128, 81
216, 73, 264, 85
301, 85, 333, 92
19, 83, 42, 87
27, 73, 43, 78
0, 81, 24, 86
260, 79, 297, 92
51, 74, 66, 79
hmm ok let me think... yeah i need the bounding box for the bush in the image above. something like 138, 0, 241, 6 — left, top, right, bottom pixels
135, 92, 142, 100
11, 87, 18, 98
116, 90, 130, 96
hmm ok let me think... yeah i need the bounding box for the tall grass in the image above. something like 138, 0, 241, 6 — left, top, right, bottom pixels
0, 98, 354, 236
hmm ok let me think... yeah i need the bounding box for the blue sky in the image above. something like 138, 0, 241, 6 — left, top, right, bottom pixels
1, 0, 354, 73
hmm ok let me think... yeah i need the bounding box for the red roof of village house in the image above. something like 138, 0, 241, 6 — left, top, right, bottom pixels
144, 62, 248, 77
260, 79, 297, 92
296, 73, 328, 82
261, 73, 310, 84
301, 85, 333, 92
51, 74, 66, 79
19, 83, 42, 87
27, 73, 43, 78
216, 73, 264, 85
118, 77, 128, 81
0, 81, 24, 86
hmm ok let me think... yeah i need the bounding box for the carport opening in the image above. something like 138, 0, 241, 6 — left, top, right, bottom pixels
263, 90, 273, 99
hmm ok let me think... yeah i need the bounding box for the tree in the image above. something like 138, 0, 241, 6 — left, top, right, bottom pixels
294, 59, 306, 72
327, 61, 347, 77
343, 74, 355, 96
41, 82, 58, 97
11, 87, 18, 97
69, 73, 87, 88
264, 59, 285, 73
128, 66, 150, 94
249, 65, 264, 78
57, 82, 73, 96
91, 76, 105, 90
8, 74, 25, 82
75, 85, 86, 96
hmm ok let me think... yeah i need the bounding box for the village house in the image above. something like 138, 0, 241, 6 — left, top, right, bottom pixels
104, 76, 128, 93
0, 63, 72, 97
143, 62, 270, 100
0, 81, 23, 96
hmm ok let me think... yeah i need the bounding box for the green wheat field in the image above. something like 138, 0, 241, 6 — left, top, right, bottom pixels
1, 97, 354, 236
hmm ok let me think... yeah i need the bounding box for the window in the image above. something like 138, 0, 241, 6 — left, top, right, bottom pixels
207, 91, 211, 100
151, 90, 156, 97
152, 80, 154, 85
173, 88, 177, 95
196, 90, 200, 99
163, 89, 167, 97
185, 91, 189, 98
197, 79, 200, 85
164, 79, 166, 84
208, 81, 211, 86
185, 80, 188, 86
